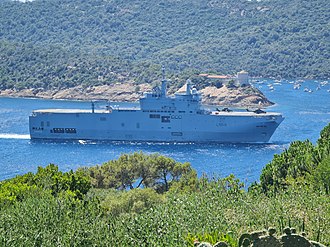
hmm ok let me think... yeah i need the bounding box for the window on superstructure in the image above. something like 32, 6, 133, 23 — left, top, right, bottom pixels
171, 132, 183, 136
53, 128, 64, 133
65, 128, 77, 133
161, 116, 170, 123
150, 114, 160, 119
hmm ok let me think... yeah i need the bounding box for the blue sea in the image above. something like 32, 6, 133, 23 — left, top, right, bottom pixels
0, 80, 329, 185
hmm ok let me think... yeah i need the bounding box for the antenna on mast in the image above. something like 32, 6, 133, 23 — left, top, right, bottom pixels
162, 65, 166, 81
161, 65, 167, 97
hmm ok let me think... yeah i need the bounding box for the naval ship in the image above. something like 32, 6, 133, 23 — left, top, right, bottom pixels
29, 73, 284, 143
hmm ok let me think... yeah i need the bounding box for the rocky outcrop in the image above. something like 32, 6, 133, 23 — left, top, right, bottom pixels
0, 83, 272, 107
0, 83, 150, 102
177, 84, 273, 107
201, 85, 272, 107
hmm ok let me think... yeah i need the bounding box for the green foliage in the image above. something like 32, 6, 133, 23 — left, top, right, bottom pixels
1, 164, 330, 246
310, 155, 330, 194
316, 123, 330, 159
0, 180, 38, 206
33, 164, 91, 199
260, 123, 330, 193
227, 80, 238, 89
169, 168, 199, 193
0, 164, 91, 207
0, 0, 329, 93
100, 188, 164, 216
82, 152, 197, 193
186, 231, 235, 246
0, 193, 106, 246
1, 126, 330, 246
318, 123, 330, 145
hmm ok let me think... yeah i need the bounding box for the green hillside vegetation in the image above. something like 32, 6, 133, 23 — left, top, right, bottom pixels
0, 123, 329, 246
260, 123, 330, 194
0, 0, 329, 92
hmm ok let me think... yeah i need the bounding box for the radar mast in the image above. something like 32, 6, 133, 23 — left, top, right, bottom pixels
161, 66, 167, 97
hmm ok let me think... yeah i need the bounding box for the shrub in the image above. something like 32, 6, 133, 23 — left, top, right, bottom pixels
101, 188, 164, 216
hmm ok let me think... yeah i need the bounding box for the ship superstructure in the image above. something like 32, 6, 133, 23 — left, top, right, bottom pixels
29, 73, 284, 143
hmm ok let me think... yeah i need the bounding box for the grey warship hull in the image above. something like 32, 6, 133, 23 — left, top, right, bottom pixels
29, 74, 284, 143
29, 108, 283, 143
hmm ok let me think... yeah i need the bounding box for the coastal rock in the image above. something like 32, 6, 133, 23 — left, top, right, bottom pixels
0, 83, 272, 107
179, 84, 273, 107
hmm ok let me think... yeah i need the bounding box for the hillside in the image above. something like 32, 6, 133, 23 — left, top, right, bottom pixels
0, 0, 329, 93
0, 82, 273, 107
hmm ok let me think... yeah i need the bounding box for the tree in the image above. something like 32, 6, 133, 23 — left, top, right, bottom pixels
311, 155, 330, 194
33, 164, 91, 199
0, 164, 91, 205
317, 123, 330, 158
83, 152, 197, 193
260, 124, 330, 193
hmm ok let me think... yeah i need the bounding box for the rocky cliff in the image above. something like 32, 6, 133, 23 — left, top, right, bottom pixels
0, 83, 273, 107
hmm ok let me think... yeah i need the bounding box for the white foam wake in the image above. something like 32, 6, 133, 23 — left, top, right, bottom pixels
0, 133, 30, 139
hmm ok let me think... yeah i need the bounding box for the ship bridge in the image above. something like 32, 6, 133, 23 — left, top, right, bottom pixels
140, 79, 201, 114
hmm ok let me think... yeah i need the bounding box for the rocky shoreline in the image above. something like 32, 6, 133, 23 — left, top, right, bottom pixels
0, 83, 273, 108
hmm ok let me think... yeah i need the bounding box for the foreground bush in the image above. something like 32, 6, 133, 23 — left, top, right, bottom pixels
260, 123, 330, 194
0, 164, 91, 207
0, 125, 329, 246
99, 188, 164, 216
1, 174, 329, 246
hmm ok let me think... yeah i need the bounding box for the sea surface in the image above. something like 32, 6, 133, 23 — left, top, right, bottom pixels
0, 79, 329, 185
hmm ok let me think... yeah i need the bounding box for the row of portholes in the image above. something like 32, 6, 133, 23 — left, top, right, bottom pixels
171, 115, 182, 119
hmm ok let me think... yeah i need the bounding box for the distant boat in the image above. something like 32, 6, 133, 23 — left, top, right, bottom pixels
293, 84, 301, 90
268, 84, 274, 90
320, 81, 328, 86
78, 140, 87, 144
